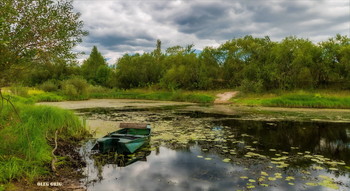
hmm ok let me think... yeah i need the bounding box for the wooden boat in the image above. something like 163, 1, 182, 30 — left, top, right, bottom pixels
92, 123, 151, 153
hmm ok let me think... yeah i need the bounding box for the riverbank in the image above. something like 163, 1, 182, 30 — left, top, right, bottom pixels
4, 87, 350, 109
233, 90, 350, 109
0, 98, 89, 191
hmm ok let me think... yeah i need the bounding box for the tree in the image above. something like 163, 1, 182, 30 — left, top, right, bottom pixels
81, 46, 109, 85
0, 0, 87, 87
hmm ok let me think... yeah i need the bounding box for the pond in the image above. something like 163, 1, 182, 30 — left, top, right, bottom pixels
77, 106, 350, 191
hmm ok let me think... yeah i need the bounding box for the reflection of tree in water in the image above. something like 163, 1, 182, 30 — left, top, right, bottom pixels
219, 119, 350, 163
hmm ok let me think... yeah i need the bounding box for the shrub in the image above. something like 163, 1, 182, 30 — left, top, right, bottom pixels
240, 79, 264, 93
39, 80, 58, 92
61, 77, 88, 99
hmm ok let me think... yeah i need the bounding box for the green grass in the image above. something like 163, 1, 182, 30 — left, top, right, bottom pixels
235, 91, 350, 109
0, 97, 88, 184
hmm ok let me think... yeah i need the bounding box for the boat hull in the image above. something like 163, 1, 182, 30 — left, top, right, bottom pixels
93, 124, 151, 154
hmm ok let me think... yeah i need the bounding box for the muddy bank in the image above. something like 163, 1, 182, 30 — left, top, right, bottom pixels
37, 99, 194, 110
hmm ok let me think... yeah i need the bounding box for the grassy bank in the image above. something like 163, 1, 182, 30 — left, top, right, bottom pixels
0, 96, 88, 190
89, 89, 215, 103
234, 91, 350, 109
3, 87, 216, 104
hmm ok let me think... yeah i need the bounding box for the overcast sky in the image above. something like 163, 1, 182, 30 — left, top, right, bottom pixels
72, 0, 350, 64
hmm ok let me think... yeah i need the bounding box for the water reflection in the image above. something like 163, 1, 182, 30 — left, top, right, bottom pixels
80, 108, 350, 191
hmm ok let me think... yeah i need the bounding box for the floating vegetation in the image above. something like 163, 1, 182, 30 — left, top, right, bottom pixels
305, 182, 318, 186
222, 158, 231, 163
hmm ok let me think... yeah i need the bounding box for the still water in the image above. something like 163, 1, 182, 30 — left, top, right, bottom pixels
79, 107, 350, 191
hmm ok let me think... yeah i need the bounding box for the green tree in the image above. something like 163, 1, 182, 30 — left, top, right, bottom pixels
271, 36, 319, 90
81, 46, 109, 85
0, 0, 87, 87
318, 34, 350, 88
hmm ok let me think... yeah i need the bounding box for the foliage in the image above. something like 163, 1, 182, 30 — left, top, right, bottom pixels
111, 35, 349, 92
61, 76, 89, 99
81, 46, 112, 86
0, 0, 87, 87
39, 80, 59, 92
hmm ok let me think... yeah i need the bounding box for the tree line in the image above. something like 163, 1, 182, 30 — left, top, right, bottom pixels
1, 1, 349, 93
10, 34, 350, 93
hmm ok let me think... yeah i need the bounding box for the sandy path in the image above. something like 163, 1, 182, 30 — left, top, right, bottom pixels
214, 91, 238, 104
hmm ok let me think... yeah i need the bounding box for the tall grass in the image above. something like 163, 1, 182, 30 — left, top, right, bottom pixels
0, 99, 88, 183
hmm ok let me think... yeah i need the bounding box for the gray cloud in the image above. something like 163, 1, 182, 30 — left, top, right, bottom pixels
73, 0, 349, 64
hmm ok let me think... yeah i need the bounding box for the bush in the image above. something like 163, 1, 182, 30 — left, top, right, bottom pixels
240, 79, 264, 93
39, 80, 58, 92
61, 77, 89, 99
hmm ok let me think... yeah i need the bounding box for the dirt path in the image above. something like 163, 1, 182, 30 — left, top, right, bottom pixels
214, 91, 239, 104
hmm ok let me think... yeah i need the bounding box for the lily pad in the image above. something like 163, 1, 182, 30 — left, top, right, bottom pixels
222, 158, 231, 163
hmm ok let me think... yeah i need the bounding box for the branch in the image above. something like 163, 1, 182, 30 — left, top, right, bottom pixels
0, 88, 21, 122
51, 130, 58, 174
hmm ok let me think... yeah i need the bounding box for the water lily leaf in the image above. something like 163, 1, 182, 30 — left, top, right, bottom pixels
197, 155, 203, 158
246, 185, 255, 189
329, 167, 338, 171
204, 157, 212, 160
313, 166, 324, 170
269, 149, 276, 152
261, 171, 269, 176
288, 182, 295, 185
285, 176, 295, 181
319, 180, 339, 189
305, 182, 318, 186
268, 177, 276, 181
248, 179, 256, 183
337, 161, 346, 165
222, 158, 231, 162
318, 175, 331, 180
240, 176, 248, 179
261, 184, 269, 187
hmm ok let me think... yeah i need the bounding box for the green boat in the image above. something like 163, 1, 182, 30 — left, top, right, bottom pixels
92, 123, 151, 153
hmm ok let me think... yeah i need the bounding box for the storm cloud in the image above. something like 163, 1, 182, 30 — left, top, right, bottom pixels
72, 0, 349, 64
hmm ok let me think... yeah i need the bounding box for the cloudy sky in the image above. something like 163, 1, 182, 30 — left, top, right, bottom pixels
72, 0, 349, 64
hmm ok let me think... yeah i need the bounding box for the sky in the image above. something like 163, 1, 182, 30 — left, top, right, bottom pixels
72, 0, 350, 64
